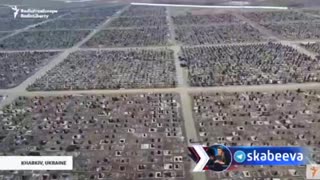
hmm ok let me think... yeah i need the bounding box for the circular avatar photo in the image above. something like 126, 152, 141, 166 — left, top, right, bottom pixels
206, 145, 232, 172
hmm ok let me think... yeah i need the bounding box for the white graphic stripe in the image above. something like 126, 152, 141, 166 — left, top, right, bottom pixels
0, 156, 72, 170
192, 145, 210, 172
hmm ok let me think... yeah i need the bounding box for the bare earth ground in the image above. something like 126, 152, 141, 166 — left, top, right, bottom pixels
0, 2, 320, 180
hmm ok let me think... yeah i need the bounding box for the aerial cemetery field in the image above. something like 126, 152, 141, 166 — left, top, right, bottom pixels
1, 4, 320, 180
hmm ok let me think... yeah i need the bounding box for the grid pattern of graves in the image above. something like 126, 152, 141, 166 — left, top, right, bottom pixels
181, 43, 320, 87
0, 93, 190, 180
0, 29, 90, 50
303, 9, 320, 16
0, 6, 123, 50
83, 27, 169, 48
108, 16, 167, 28
192, 90, 320, 179
64, 5, 124, 18
301, 42, 320, 55
28, 49, 177, 90
120, 6, 166, 17
31, 5, 124, 30
0, 51, 60, 89
262, 22, 320, 40
31, 18, 107, 30
0, 6, 16, 19
0, 32, 9, 39
241, 10, 320, 40
0, 19, 45, 32
170, 10, 267, 45
172, 13, 242, 26
241, 10, 319, 24
175, 23, 266, 45
83, 6, 169, 48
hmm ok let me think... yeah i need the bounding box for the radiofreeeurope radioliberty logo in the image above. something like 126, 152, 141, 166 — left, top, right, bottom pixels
9, 5, 58, 19
189, 145, 312, 172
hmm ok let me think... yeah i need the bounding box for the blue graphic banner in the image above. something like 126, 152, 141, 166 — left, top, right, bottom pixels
229, 146, 311, 166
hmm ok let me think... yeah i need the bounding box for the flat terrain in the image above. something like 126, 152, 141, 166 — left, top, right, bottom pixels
1, 3, 320, 180
192, 90, 320, 179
